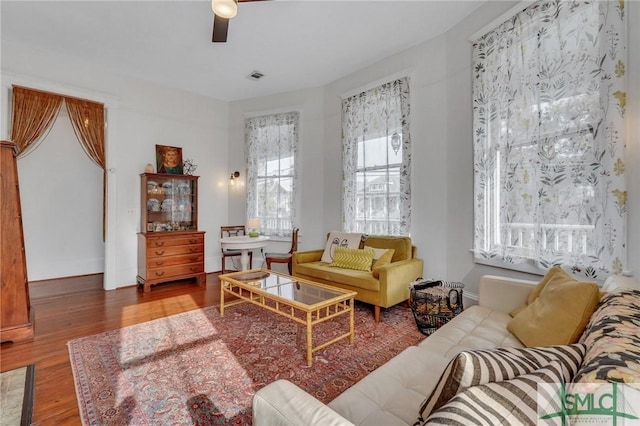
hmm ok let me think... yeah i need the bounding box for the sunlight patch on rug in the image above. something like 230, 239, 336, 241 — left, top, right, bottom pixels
68, 302, 424, 425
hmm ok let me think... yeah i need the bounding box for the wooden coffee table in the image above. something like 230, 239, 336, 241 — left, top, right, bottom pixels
219, 269, 356, 366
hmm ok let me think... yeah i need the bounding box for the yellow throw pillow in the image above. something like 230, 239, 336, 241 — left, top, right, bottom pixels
527, 266, 572, 305
372, 249, 395, 278
330, 247, 374, 272
508, 304, 527, 318
508, 266, 571, 317
507, 270, 600, 347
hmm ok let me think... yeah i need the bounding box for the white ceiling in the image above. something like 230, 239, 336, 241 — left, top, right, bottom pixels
1, 1, 484, 102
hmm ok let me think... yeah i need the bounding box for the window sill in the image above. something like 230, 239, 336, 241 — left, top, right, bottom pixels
471, 252, 545, 277
262, 235, 302, 243
265, 236, 290, 242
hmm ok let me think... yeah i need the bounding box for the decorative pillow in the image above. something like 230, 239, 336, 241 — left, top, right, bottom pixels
320, 232, 363, 263
370, 248, 394, 279
574, 289, 640, 384
601, 275, 640, 292
416, 344, 585, 422
329, 247, 374, 271
509, 266, 570, 317
364, 245, 387, 260
507, 270, 600, 347
422, 361, 572, 426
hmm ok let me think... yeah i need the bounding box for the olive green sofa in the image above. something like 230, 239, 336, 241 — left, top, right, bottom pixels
292, 235, 424, 322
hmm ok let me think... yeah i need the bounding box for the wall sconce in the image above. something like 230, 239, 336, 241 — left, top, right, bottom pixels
229, 171, 240, 185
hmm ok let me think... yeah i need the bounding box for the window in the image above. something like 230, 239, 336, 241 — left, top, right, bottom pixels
472, 1, 627, 281
246, 111, 298, 237
342, 77, 411, 236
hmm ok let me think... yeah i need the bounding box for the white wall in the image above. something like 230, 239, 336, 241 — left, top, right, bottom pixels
322, 36, 454, 280
228, 0, 640, 299
1, 40, 230, 288
318, 2, 542, 294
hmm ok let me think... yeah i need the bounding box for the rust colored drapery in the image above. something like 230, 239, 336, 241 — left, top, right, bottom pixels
65, 97, 105, 170
10, 85, 107, 239
65, 97, 107, 239
10, 86, 63, 157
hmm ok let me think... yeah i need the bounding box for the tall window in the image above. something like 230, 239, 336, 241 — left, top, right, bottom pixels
342, 77, 411, 235
246, 111, 298, 237
472, 1, 627, 281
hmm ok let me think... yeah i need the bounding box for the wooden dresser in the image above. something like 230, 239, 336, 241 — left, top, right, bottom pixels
137, 231, 205, 292
136, 173, 205, 292
0, 140, 34, 343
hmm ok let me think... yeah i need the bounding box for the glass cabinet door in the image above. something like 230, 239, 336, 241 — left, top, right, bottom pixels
141, 173, 198, 233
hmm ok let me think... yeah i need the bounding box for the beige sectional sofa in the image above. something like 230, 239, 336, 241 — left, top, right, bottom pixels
293, 235, 424, 323
253, 273, 640, 425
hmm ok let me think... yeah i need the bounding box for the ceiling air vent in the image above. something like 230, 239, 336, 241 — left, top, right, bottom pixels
247, 70, 264, 81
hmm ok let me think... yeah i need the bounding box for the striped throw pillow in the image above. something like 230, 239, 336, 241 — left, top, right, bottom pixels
424, 360, 570, 425
330, 247, 375, 271
416, 344, 585, 423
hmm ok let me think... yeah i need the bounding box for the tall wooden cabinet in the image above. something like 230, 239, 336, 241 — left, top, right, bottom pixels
0, 141, 34, 343
137, 173, 205, 292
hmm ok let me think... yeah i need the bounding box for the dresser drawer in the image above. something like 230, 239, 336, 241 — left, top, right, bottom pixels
146, 234, 204, 249
137, 230, 206, 292
147, 253, 204, 268
147, 244, 204, 258
147, 263, 204, 281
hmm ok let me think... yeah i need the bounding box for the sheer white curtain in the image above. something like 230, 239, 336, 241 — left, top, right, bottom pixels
342, 77, 411, 235
245, 112, 298, 237
472, 1, 627, 281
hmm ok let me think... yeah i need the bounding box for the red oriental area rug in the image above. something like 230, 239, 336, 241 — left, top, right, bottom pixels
68, 302, 424, 425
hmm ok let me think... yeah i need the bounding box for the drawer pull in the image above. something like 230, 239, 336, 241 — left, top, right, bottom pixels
155, 250, 165, 256
154, 241, 165, 247
190, 267, 198, 272
189, 256, 199, 262
189, 239, 198, 244
154, 261, 164, 266
154, 271, 165, 277
189, 248, 199, 253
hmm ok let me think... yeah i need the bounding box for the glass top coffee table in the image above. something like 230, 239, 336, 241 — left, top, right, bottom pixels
219, 269, 357, 366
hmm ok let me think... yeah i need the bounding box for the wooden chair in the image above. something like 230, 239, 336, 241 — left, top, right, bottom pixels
265, 227, 299, 275
220, 225, 252, 273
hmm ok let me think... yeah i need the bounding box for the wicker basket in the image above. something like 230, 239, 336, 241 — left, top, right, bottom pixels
409, 280, 464, 336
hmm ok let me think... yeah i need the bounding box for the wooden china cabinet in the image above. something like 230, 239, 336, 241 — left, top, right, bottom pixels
137, 173, 205, 292
0, 141, 34, 343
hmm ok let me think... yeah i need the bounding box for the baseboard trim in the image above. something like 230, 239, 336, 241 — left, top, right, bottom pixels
464, 291, 479, 307
29, 273, 104, 300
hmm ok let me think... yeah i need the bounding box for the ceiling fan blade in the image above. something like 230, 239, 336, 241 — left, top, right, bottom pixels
212, 14, 229, 43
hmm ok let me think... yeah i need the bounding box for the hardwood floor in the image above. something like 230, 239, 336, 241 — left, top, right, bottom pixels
0, 274, 223, 426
